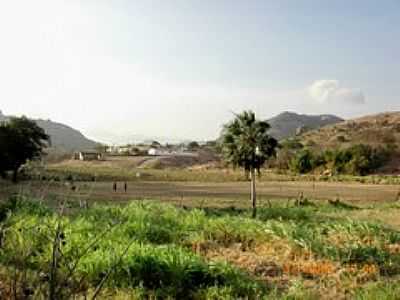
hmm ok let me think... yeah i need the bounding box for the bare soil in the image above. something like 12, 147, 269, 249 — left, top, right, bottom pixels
4, 180, 399, 207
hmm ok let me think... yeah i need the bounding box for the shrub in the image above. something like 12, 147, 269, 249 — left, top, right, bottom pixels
289, 144, 391, 176
0, 195, 50, 222
290, 150, 325, 174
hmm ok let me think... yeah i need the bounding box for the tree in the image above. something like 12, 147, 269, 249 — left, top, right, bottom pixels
0, 125, 13, 178
0, 117, 50, 182
151, 141, 161, 148
221, 111, 278, 218
290, 149, 314, 174
188, 141, 200, 151
94, 143, 108, 153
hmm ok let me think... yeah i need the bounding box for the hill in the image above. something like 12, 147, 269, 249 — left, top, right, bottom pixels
267, 111, 343, 140
0, 110, 99, 152
300, 111, 400, 173
301, 111, 400, 149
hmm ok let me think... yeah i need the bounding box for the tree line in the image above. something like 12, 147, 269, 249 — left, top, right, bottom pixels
273, 140, 392, 176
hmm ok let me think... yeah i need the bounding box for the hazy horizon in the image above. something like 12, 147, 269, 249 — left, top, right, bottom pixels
1, 1, 399, 142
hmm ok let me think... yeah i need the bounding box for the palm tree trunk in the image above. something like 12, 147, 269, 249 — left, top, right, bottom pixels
250, 167, 257, 218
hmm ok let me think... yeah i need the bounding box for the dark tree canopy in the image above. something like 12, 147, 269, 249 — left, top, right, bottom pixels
221, 110, 278, 174
0, 117, 50, 182
151, 141, 161, 148
188, 141, 200, 150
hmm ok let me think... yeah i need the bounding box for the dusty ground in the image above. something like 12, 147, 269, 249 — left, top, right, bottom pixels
3, 180, 399, 207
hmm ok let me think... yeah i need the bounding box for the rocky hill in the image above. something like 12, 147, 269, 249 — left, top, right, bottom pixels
300, 111, 400, 173
301, 111, 400, 149
0, 110, 99, 152
267, 111, 343, 140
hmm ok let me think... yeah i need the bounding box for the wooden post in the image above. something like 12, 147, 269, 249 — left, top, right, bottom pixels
250, 168, 257, 218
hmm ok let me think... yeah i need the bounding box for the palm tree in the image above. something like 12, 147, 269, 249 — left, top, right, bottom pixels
221, 111, 278, 218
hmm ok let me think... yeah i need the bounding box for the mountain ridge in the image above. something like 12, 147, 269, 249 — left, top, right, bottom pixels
267, 111, 344, 140
0, 110, 99, 152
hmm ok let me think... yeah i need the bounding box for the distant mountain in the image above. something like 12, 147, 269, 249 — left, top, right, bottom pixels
86, 129, 191, 146
267, 111, 344, 140
0, 110, 99, 152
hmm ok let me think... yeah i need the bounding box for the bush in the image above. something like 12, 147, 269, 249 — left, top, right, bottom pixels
331, 144, 390, 176
289, 144, 391, 176
290, 150, 325, 174
0, 195, 50, 222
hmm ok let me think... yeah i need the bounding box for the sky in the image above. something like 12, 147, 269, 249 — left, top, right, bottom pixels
0, 0, 399, 143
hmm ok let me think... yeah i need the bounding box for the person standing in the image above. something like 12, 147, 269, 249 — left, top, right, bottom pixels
113, 182, 117, 192
124, 182, 127, 193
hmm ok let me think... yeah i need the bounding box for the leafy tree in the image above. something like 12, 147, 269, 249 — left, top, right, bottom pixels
280, 138, 303, 150
151, 141, 161, 148
290, 149, 314, 174
0, 125, 13, 178
94, 144, 108, 153
221, 111, 278, 218
188, 141, 200, 150
0, 117, 50, 182
345, 144, 389, 175
271, 138, 303, 170
290, 149, 326, 174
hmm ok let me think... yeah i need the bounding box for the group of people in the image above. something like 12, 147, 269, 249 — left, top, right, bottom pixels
113, 181, 128, 192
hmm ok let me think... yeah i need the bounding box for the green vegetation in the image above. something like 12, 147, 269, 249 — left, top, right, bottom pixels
288, 144, 390, 176
0, 116, 49, 182
221, 110, 278, 217
1, 195, 400, 299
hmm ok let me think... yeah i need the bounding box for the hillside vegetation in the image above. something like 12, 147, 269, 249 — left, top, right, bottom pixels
301, 112, 400, 151
293, 112, 400, 174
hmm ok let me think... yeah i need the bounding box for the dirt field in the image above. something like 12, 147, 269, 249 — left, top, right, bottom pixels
4, 180, 400, 207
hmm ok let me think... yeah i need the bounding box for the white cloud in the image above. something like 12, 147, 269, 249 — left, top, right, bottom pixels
308, 80, 365, 104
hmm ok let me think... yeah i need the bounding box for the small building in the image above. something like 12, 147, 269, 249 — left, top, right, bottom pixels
148, 148, 173, 156
118, 146, 132, 154
74, 151, 102, 161
148, 148, 161, 156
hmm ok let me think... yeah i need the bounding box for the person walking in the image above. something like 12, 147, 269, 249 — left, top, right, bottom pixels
113, 182, 117, 192
124, 182, 127, 193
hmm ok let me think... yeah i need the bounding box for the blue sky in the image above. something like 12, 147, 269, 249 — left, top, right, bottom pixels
0, 0, 399, 142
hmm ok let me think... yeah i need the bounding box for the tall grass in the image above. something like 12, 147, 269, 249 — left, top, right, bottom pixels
1, 196, 400, 298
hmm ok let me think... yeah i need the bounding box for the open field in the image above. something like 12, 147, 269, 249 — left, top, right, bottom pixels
2, 180, 400, 205
1, 195, 400, 299
2, 159, 400, 299
44, 159, 400, 184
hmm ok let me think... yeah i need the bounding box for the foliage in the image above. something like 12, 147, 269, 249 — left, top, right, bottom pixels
1, 197, 400, 298
280, 138, 304, 150
331, 144, 390, 175
221, 111, 278, 175
289, 149, 325, 174
221, 110, 278, 217
0, 117, 49, 182
288, 144, 390, 176
269, 138, 303, 169
150, 140, 161, 148
188, 141, 200, 150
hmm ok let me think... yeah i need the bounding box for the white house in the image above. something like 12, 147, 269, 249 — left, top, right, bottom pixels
148, 148, 162, 156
